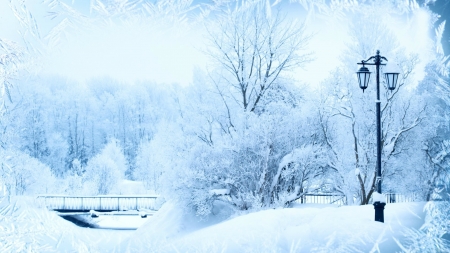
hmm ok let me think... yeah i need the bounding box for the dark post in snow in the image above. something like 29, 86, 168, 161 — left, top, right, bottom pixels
356, 50, 400, 223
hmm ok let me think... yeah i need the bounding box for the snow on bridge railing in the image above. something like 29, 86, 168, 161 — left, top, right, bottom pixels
36, 195, 160, 211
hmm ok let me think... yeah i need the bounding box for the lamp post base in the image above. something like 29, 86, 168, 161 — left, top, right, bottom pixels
373, 202, 386, 223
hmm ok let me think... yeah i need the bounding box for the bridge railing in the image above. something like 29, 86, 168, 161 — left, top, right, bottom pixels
37, 195, 159, 211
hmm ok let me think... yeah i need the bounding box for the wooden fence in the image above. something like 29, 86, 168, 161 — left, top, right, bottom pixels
37, 195, 159, 211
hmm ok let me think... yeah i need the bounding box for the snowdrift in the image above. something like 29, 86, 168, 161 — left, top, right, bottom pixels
124, 202, 426, 252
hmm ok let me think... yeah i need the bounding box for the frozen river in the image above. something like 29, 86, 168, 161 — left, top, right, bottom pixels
0, 197, 145, 252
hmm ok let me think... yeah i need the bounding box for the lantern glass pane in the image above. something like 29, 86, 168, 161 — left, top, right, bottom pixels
385, 73, 399, 90
368, 73, 371, 85
364, 73, 370, 88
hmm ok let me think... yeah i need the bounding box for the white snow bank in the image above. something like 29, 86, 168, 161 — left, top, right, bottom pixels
123, 200, 235, 252
122, 202, 426, 252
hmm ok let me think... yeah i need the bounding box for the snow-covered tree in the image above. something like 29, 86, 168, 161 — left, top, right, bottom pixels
82, 139, 126, 195
20, 94, 50, 161
205, 0, 311, 113
134, 140, 162, 193
0, 149, 55, 195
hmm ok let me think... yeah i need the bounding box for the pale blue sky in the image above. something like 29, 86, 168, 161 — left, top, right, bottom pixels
0, 1, 436, 87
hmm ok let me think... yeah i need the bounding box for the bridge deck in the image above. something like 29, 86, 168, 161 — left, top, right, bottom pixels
37, 195, 159, 212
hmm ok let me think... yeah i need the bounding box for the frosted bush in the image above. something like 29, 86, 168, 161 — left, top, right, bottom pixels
82, 139, 126, 195
0, 149, 56, 195
83, 155, 121, 195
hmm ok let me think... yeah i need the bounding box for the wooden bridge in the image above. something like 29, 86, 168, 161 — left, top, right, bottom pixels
37, 195, 159, 212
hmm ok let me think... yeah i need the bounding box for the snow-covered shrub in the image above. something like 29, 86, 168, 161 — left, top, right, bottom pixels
154, 122, 220, 216
62, 175, 84, 195
0, 149, 56, 195
98, 138, 128, 175
151, 102, 324, 216
272, 145, 327, 206
82, 139, 126, 195
83, 155, 121, 195
53, 159, 86, 195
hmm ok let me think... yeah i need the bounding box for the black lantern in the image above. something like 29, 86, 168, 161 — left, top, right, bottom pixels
357, 65, 371, 91
383, 62, 400, 90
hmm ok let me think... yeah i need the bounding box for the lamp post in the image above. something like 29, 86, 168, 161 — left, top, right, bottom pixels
356, 50, 400, 223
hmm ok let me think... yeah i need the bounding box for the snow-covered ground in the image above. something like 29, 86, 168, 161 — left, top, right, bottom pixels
124, 201, 426, 252
1, 196, 427, 252
0, 197, 133, 252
